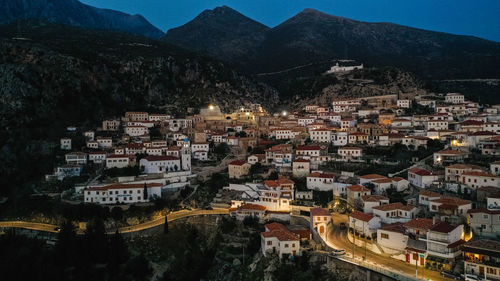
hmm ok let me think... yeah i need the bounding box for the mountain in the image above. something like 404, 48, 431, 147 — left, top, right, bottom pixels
164, 6, 270, 62
0, 0, 164, 38
163, 7, 500, 80
0, 21, 279, 195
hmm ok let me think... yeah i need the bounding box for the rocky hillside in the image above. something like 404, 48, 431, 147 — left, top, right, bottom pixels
163, 7, 500, 80
271, 67, 427, 110
0, 21, 279, 195
0, 0, 164, 38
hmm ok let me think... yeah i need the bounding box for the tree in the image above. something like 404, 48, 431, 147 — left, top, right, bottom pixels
111, 206, 123, 221
126, 254, 151, 281
55, 220, 76, 265
213, 143, 230, 159
84, 217, 108, 262
164, 216, 169, 234
108, 230, 129, 267
143, 183, 148, 201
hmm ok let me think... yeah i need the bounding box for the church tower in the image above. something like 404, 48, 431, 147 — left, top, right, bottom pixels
181, 138, 191, 171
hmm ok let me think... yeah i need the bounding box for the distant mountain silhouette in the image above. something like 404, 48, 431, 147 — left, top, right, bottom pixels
0, 0, 164, 38
163, 7, 500, 79
164, 6, 270, 62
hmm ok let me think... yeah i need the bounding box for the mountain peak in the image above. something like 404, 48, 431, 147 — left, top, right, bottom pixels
0, 0, 164, 38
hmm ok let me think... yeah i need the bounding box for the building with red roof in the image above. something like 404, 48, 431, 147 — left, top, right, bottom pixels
261, 222, 300, 258
349, 211, 381, 238
84, 182, 162, 205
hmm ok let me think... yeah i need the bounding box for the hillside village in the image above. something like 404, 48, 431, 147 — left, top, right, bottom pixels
41, 91, 500, 280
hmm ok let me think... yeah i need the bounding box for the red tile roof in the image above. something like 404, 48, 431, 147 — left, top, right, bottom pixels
419, 190, 441, 197
373, 202, 415, 212
88, 182, 162, 191
348, 185, 370, 192
310, 207, 330, 217
350, 211, 375, 222
380, 222, 406, 234
143, 155, 179, 161
361, 195, 388, 202
229, 160, 248, 166
404, 218, 435, 230
296, 145, 321, 151
308, 172, 335, 179
409, 167, 431, 176
467, 208, 500, 215
265, 178, 295, 187
261, 222, 299, 241
429, 221, 460, 233
431, 196, 471, 206
359, 174, 386, 180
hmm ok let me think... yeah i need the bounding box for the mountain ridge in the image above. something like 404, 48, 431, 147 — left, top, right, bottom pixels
163, 6, 500, 79
0, 0, 164, 38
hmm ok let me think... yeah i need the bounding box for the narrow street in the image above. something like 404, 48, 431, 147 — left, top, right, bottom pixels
326, 213, 451, 281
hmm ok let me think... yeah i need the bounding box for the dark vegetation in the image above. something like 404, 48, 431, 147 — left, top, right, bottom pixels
0, 219, 150, 281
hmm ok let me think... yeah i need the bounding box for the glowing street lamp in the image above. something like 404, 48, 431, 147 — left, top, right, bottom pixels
209, 105, 215, 110
282, 111, 287, 117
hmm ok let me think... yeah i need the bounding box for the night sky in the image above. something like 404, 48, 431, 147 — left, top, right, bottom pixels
80, 0, 500, 42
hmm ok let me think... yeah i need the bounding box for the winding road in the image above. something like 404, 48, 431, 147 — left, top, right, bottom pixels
0, 208, 229, 235
326, 213, 450, 281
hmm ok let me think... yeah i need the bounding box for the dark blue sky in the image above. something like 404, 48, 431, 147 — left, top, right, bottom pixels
81, 0, 500, 41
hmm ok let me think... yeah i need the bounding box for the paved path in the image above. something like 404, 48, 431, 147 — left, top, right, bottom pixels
0, 208, 229, 235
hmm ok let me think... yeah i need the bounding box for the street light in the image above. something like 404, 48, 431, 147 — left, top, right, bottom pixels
282, 111, 287, 117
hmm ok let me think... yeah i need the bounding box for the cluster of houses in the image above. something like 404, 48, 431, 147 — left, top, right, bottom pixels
45, 91, 500, 276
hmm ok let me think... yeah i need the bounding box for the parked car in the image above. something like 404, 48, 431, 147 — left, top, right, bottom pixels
330, 249, 346, 256
464, 274, 481, 281
441, 271, 460, 280
339, 223, 346, 230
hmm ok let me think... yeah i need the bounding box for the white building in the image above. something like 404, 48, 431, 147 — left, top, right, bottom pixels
310, 208, 331, 239
140, 155, 181, 173
408, 167, 441, 188
372, 202, 417, 224
326, 61, 363, 73
338, 147, 362, 161
349, 211, 381, 238
96, 137, 112, 149
426, 222, 464, 259
306, 172, 335, 191
125, 125, 148, 137
88, 151, 106, 164
361, 195, 389, 213
445, 93, 465, 104
60, 138, 71, 150
261, 222, 301, 259
56, 164, 83, 180
84, 182, 162, 204
462, 171, 500, 190
106, 154, 134, 169
377, 223, 408, 252
65, 152, 87, 165
310, 129, 332, 142
397, 99, 411, 108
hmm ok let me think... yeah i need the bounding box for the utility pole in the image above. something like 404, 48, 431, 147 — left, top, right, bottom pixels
363, 220, 367, 261
415, 254, 418, 278
352, 218, 355, 260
